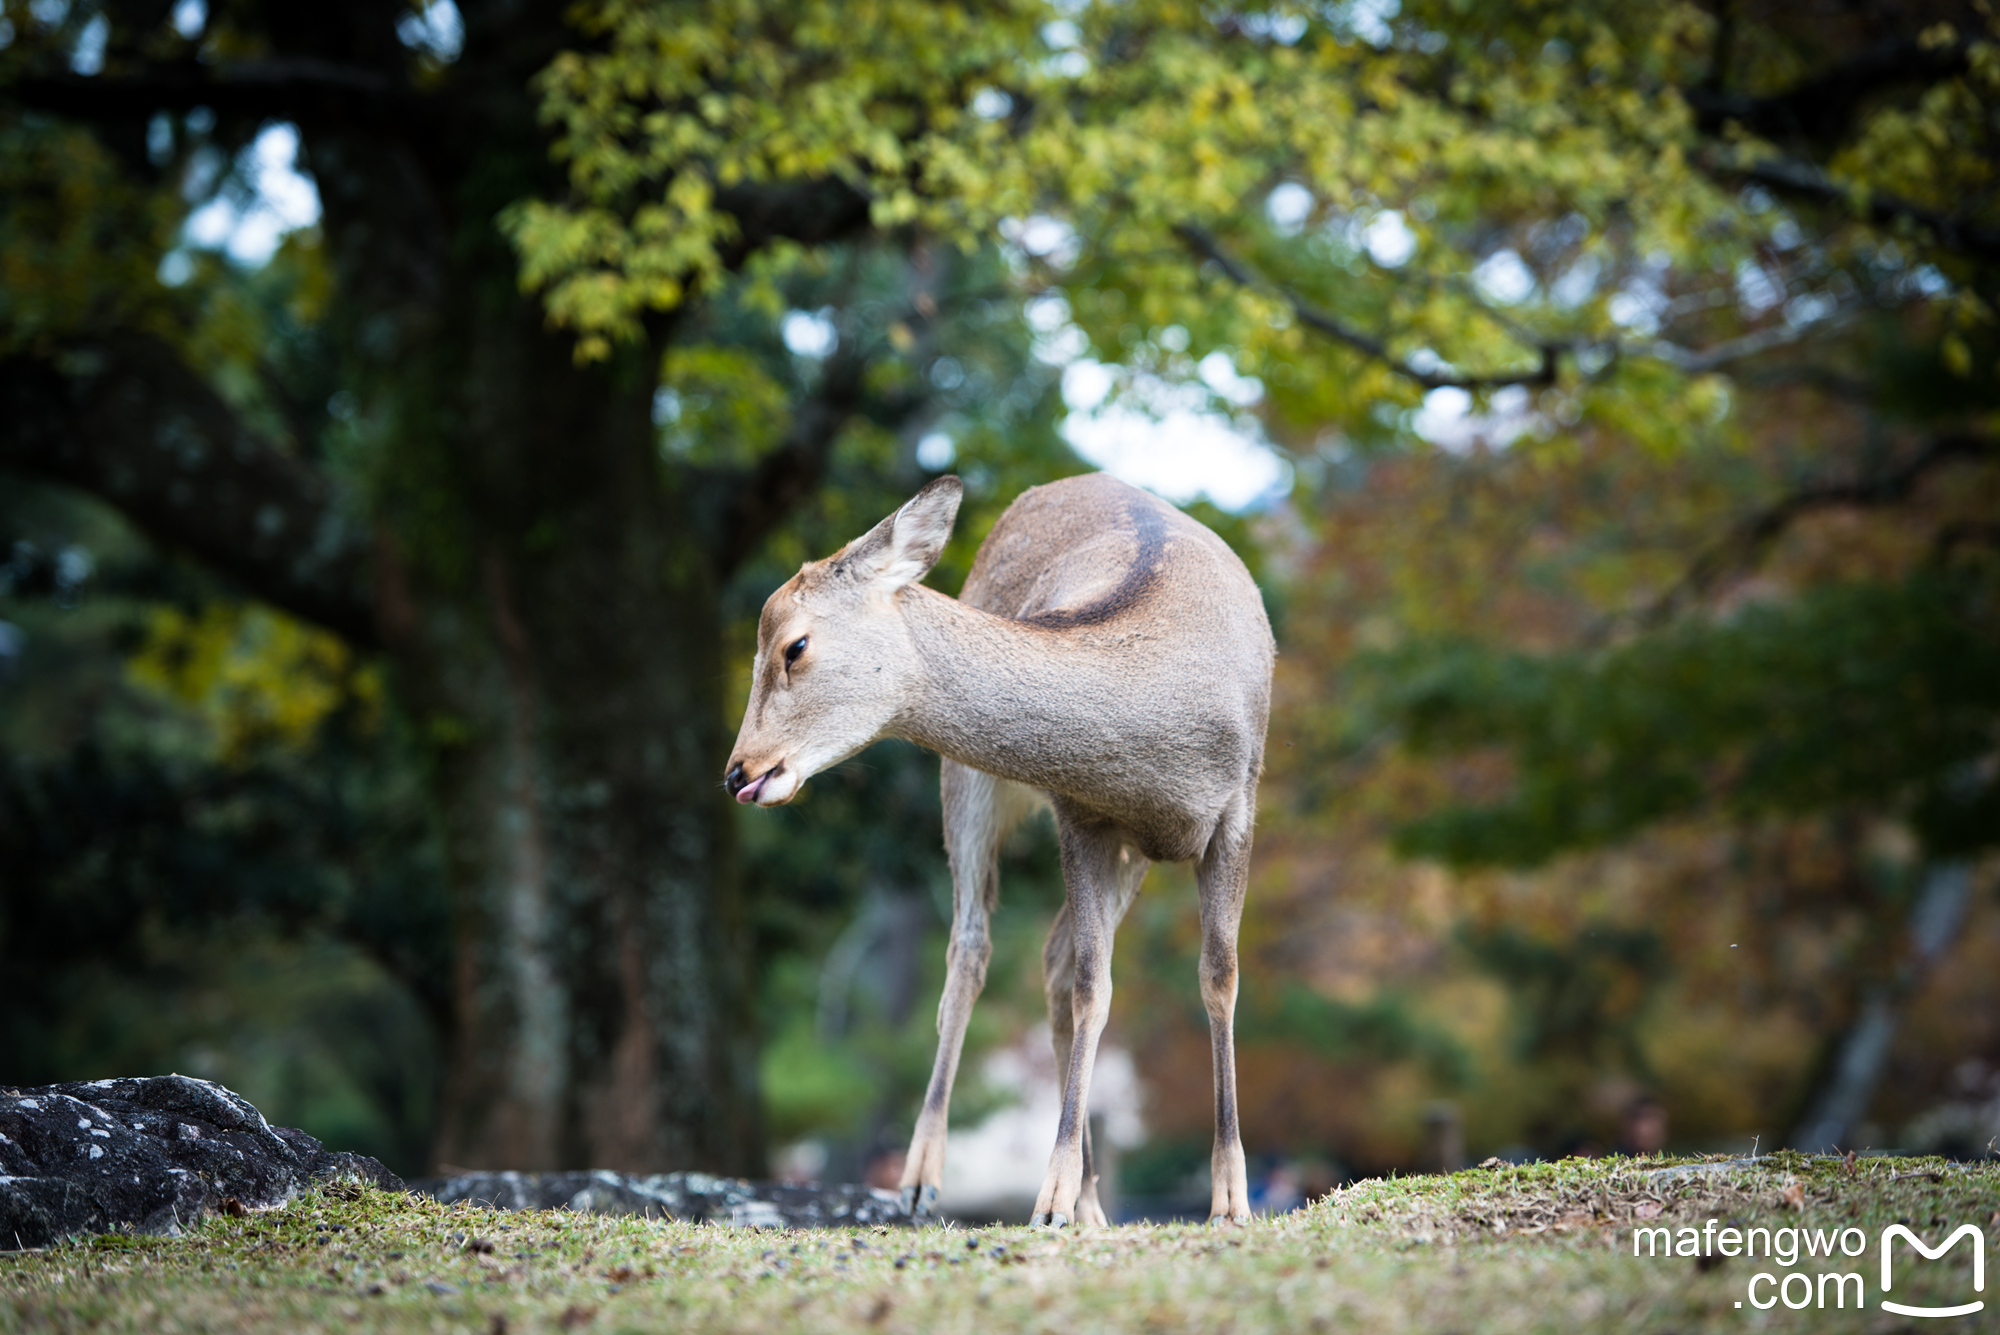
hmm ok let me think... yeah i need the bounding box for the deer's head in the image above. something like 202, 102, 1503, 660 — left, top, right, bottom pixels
724, 476, 962, 806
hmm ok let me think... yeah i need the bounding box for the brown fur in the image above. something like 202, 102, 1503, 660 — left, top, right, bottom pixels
724, 473, 1274, 1225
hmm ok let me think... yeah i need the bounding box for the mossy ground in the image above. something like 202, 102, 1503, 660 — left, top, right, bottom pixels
4, 1153, 1995, 1333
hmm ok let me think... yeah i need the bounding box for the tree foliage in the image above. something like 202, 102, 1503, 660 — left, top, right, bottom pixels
516, 2, 1998, 443
1380, 565, 2000, 867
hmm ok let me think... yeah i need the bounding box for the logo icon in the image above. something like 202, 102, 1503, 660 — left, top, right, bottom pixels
1880, 1224, 1985, 1319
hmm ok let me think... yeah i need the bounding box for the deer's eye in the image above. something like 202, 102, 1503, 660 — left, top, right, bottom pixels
784, 636, 808, 667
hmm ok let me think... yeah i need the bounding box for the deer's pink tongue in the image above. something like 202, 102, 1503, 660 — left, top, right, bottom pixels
735, 771, 770, 805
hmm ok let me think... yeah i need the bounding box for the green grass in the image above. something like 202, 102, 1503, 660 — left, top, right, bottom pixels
4, 1154, 1995, 1332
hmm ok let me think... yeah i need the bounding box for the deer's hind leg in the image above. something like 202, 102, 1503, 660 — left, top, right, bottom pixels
1195, 782, 1258, 1224
1034, 819, 1146, 1228
900, 762, 1040, 1217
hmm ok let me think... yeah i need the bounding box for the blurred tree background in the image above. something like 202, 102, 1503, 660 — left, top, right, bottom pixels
2, 0, 1995, 1187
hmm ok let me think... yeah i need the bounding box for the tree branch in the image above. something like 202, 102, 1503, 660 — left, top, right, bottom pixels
1937, 519, 2000, 558
0, 334, 378, 647
1183, 221, 1890, 391
1683, 37, 1971, 144
714, 178, 876, 261
1684, 34, 1992, 261
1728, 157, 2000, 265
9, 59, 420, 128
1177, 223, 1562, 391
706, 349, 870, 582
705, 246, 950, 579
1633, 302, 1862, 374
1641, 432, 1997, 626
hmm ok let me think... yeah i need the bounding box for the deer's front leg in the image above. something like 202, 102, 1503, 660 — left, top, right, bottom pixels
899, 908, 988, 1217
1032, 823, 1142, 1229
900, 764, 1010, 1218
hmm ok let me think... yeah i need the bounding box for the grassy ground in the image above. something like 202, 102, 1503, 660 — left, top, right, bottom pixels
4, 1153, 1996, 1333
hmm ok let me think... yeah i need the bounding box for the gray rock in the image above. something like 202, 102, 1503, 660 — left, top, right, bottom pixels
412, 1169, 910, 1229
0, 1075, 402, 1250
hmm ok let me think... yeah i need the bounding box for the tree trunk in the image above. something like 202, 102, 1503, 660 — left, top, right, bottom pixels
363, 298, 761, 1175
297, 8, 761, 1175
362, 276, 758, 1172
1790, 861, 1973, 1152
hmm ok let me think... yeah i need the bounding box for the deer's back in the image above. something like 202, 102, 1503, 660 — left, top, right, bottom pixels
965, 472, 1272, 752
968, 472, 1265, 635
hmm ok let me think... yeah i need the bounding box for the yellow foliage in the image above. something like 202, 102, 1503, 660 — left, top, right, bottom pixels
656, 343, 793, 466
505, 0, 1043, 356
505, 0, 1993, 509
126, 604, 379, 762
0, 120, 177, 354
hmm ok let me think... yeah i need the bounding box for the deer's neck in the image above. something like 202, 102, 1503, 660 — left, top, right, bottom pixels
890, 586, 1141, 788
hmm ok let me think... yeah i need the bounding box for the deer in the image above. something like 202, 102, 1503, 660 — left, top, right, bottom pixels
724, 472, 1273, 1227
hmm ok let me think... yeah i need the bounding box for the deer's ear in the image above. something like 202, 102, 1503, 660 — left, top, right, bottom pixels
844, 475, 963, 591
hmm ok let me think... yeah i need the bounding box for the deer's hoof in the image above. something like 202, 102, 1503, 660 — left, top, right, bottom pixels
1206, 1211, 1251, 1227
900, 1184, 938, 1219
1031, 1211, 1070, 1230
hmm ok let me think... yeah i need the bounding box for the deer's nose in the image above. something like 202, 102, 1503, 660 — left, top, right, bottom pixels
724, 762, 747, 796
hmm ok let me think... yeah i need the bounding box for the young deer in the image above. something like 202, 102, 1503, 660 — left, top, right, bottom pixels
724, 473, 1273, 1226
